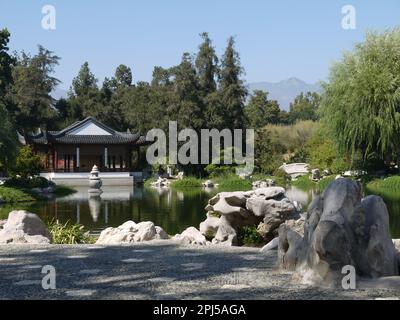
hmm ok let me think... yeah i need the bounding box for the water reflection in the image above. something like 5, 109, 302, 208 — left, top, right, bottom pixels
0, 186, 215, 235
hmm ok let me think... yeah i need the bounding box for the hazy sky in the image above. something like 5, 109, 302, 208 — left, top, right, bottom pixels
1, 0, 399, 89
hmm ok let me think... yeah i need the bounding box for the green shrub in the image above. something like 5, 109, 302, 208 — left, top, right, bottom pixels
171, 177, 203, 189
4, 176, 49, 189
12, 146, 43, 179
238, 226, 264, 247
214, 174, 252, 191
205, 164, 235, 178
48, 220, 96, 244
144, 177, 157, 188
0, 186, 36, 202
291, 175, 315, 190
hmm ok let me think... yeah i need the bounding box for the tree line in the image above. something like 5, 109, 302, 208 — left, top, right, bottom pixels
0, 28, 320, 175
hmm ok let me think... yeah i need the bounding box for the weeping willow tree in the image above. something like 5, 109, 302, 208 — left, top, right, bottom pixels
320, 28, 400, 171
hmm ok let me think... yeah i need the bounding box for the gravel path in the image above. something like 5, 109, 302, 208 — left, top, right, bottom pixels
0, 241, 399, 300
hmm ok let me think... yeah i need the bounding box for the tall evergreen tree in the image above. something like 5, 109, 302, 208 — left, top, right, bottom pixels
10, 46, 60, 132
195, 32, 218, 96
245, 90, 280, 128
70, 62, 98, 97
0, 28, 15, 99
0, 28, 17, 174
115, 64, 132, 87
69, 62, 106, 122
218, 37, 247, 130
172, 53, 204, 130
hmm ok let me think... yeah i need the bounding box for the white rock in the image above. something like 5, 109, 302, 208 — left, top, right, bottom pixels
133, 221, 156, 242
96, 220, 166, 244
173, 227, 207, 245
202, 180, 214, 188
260, 237, 279, 253
253, 187, 285, 200
0, 210, 52, 244
155, 226, 169, 239
199, 214, 220, 238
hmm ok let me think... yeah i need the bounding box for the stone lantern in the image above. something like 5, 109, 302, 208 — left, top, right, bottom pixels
88, 165, 103, 195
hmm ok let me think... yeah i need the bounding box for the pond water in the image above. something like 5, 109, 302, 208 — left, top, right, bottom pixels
0, 186, 216, 235
0, 184, 399, 238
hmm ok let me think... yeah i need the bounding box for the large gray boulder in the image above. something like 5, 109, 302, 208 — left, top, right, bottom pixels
203, 186, 299, 246
278, 178, 399, 285
0, 210, 52, 244
96, 220, 168, 244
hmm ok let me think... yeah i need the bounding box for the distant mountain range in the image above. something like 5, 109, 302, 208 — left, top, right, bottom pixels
52, 77, 321, 112
247, 77, 321, 111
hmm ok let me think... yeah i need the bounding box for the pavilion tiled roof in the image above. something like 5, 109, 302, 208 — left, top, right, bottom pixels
22, 117, 148, 146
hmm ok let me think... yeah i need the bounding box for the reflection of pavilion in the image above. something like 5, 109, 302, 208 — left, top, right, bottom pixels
58, 186, 134, 201
60, 186, 136, 224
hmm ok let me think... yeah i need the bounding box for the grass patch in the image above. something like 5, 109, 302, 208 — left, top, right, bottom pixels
48, 220, 97, 244
171, 177, 203, 189
213, 174, 252, 192
0, 186, 36, 203
53, 185, 77, 197
365, 176, 400, 201
291, 175, 315, 191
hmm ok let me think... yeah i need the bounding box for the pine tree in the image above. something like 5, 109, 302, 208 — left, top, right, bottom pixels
218, 37, 247, 130
245, 90, 280, 128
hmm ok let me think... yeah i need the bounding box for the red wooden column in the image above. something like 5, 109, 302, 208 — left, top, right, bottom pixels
54, 148, 58, 172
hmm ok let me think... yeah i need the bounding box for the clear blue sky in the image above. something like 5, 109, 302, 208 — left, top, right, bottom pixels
1, 0, 399, 90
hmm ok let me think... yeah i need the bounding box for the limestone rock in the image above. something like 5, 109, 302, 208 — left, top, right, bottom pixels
202, 180, 214, 188
155, 226, 169, 239
96, 220, 166, 244
0, 210, 52, 244
173, 227, 207, 245
282, 215, 306, 237
278, 178, 399, 285
252, 179, 275, 189
249, 197, 297, 240
393, 239, 400, 254
150, 177, 170, 188
204, 187, 299, 246
199, 214, 220, 238
311, 169, 320, 181
253, 187, 285, 200
133, 221, 157, 242
260, 237, 279, 253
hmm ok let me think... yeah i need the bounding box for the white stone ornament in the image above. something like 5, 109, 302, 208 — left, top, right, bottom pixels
88, 165, 103, 195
